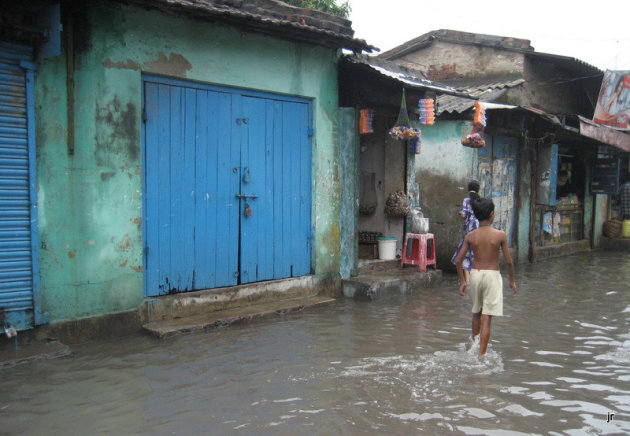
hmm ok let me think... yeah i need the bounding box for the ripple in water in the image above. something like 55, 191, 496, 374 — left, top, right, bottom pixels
338, 344, 503, 381
3, 251, 630, 435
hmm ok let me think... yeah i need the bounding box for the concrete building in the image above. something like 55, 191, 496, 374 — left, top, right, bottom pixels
379, 30, 630, 268
337, 54, 463, 277
0, 0, 373, 337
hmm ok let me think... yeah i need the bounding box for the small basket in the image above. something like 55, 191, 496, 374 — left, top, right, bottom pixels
385, 191, 411, 217
603, 219, 622, 238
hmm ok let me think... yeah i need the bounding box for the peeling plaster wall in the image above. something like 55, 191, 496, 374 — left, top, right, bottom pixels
415, 121, 478, 270
339, 108, 358, 278
35, 1, 341, 323
396, 41, 525, 81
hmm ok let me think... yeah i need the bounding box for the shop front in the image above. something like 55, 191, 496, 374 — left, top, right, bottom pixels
338, 54, 460, 272
535, 144, 589, 247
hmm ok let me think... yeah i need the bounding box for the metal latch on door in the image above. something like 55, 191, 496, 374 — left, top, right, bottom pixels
236, 194, 258, 217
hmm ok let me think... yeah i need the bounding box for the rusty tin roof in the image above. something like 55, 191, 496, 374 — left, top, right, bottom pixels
436, 78, 525, 114
342, 54, 467, 97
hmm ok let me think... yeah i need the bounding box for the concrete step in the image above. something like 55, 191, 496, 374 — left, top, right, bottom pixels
143, 295, 336, 339
534, 239, 591, 260
343, 268, 442, 301
142, 275, 324, 324
358, 259, 400, 275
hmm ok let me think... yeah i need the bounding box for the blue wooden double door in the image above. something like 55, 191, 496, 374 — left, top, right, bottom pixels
143, 77, 312, 296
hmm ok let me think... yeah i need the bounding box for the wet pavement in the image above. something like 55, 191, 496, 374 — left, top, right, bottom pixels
2, 251, 630, 435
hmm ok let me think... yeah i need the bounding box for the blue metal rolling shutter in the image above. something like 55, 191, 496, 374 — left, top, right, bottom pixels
0, 42, 37, 330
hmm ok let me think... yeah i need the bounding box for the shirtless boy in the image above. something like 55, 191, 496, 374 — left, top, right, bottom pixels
454, 198, 517, 356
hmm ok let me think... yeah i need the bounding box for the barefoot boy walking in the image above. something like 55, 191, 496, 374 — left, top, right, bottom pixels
455, 198, 517, 356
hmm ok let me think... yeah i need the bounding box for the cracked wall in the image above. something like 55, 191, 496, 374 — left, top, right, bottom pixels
35, 1, 341, 323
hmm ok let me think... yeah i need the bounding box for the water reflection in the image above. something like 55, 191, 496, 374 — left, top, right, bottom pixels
2, 252, 630, 434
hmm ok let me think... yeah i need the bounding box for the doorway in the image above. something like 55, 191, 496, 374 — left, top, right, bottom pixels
143, 77, 312, 296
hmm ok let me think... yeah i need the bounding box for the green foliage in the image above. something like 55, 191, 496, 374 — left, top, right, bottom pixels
282, 0, 351, 19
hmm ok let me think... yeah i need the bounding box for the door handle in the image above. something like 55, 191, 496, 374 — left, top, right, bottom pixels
235, 194, 258, 199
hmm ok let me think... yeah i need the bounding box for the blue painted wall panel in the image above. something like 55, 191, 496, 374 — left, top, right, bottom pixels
144, 77, 311, 294
284, 100, 312, 277
145, 81, 241, 295
239, 96, 311, 283
286, 103, 300, 278
217, 92, 240, 286
240, 96, 266, 283
260, 100, 276, 280
272, 101, 288, 279
193, 91, 214, 287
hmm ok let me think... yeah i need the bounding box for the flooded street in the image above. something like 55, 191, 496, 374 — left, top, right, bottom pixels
3, 251, 630, 435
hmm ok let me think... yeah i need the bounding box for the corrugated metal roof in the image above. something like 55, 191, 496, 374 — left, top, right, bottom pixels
437, 79, 525, 114
342, 54, 466, 96
525, 51, 602, 76
578, 116, 630, 152
125, 0, 375, 52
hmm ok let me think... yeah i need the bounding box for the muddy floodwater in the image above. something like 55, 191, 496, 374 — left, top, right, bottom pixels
3, 251, 630, 435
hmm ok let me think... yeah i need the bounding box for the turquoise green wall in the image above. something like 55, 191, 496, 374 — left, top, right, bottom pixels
35, 2, 341, 323
417, 121, 531, 266
417, 122, 478, 177
339, 108, 358, 278
415, 121, 478, 268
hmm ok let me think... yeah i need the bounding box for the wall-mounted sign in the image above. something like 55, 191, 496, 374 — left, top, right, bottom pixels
593, 70, 630, 130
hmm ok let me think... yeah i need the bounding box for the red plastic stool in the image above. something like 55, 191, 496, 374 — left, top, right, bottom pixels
400, 233, 437, 272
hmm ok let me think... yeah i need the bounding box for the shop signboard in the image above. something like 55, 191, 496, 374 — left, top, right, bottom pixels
593, 70, 630, 130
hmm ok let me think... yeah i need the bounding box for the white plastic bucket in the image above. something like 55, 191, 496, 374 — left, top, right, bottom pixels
378, 237, 397, 260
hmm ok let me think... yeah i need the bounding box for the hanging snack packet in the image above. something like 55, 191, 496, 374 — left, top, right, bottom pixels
473, 101, 486, 127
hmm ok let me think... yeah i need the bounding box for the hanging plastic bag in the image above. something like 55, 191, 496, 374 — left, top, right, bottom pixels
473, 101, 486, 127
359, 109, 374, 134
390, 125, 422, 140
389, 89, 422, 141
418, 98, 435, 126
395, 88, 411, 127
461, 125, 486, 148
